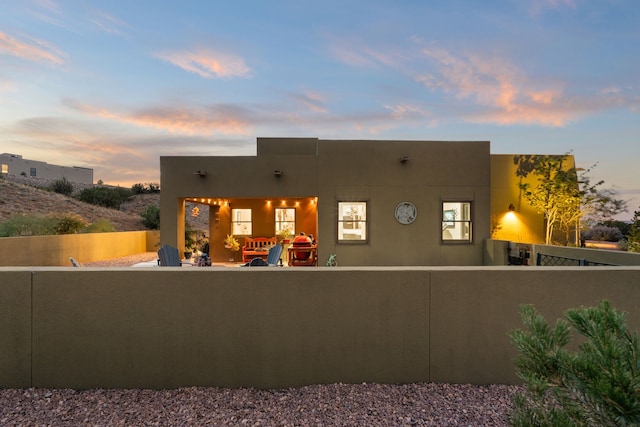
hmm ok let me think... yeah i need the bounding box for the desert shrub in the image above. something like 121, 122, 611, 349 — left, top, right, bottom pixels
141, 205, 160, 229
0, 214, 56, 236
131, 183, 160, 194
131, 183, 146, 194
82, 218, 116, 233
50, 213, 87, 234
76, 186, 133, 209
509, 300, 640, 426
50, 177, 74, 196
581, 225, 624, 242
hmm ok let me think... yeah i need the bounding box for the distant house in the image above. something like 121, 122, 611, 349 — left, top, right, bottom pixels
0, 153, 93, 184
160, 137, 576, 266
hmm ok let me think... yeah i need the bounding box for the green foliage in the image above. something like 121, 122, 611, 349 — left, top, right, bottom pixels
50, 177, 74, 196
0, 213, 89, 236
509, 300, 640, 426
185, 220, 196, 250
76, 186, 133, 209
582, 225, 624, 242
141, 205, 160, 229
131, 182, 160, 194
82, 218, 116, 233
515, 155, 626, 246
627, 209, 640, 253
0, 214, 55, 236
50, 213, 87, 234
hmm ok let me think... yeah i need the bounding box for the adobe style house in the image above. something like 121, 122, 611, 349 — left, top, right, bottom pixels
0, 153, 94, 184
160, 137, 573, 266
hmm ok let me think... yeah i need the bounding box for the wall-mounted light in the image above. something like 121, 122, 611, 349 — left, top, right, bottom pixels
508, 203, 516, 212
194, 170, 207, 177
273, 170, 283, 177
400, 155, 410, 163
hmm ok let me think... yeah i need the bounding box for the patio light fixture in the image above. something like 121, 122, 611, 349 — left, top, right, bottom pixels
273, 170, 283, 177
508, 203, 515, 212
400, 155, 410, 163
194, 170, 207, 177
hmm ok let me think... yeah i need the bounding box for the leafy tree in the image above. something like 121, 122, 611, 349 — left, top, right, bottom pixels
50, 177, 74, 196
509, 300, 640, 426
141, 205, 160, 229
515, 155, 626, 246
516, 155, 580, 245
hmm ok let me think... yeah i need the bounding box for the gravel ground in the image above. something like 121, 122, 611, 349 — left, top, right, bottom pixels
81, 252, 160, 267
0, 383, 521, 426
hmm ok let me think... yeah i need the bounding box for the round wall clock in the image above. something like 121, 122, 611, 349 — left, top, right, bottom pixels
395, 202, 417, 224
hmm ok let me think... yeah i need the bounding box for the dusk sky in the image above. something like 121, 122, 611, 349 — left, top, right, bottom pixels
1, 0, 639, 218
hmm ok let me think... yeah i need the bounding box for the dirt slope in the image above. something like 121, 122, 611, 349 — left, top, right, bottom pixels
0, 179, 151, 231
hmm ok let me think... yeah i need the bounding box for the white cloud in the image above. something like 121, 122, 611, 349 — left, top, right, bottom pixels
155, 49, 251, 78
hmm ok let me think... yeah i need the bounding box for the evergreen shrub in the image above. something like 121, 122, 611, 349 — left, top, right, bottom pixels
509, 300, 640, 426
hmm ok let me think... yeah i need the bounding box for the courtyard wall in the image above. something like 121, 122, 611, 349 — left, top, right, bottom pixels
0, 230, 160, 266
1, 266, 639, 389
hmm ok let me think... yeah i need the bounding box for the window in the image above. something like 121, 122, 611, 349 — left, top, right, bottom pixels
1, 164, 7, 174
275, 208, 295, 236
30, 167, 37, 177
442, 202, 472, 242
338, 202, 367, 241
231, 208, 252, 236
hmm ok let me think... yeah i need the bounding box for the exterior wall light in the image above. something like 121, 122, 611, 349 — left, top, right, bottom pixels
400, 155, 410, 163
194, 170, 207, 177
273, 170, 283, 177
508, 203, 516, 212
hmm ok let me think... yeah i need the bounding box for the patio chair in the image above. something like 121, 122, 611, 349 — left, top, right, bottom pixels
243, 244, 283, 267
157, 245, 182, 267
69, 257, 82, 267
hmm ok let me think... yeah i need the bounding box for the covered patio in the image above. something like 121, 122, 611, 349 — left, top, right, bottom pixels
180, 196, 318, 265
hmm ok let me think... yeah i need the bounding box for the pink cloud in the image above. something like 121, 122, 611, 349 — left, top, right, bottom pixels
416, 46, 578, 126
0, 31, 64, 65
155, 49, 250, 78
64, 99, 253, 136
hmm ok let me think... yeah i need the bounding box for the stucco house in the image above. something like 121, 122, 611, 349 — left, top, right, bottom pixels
160, 137, 573, 266
0, 153, 94, 184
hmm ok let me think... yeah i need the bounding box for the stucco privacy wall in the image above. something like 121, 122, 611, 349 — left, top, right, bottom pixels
2, 267, 639, 389
0, 231, 160, 266
0, 271, 31, 388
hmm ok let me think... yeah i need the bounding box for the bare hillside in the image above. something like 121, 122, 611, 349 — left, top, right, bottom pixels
0, 179, 209, 232
0, 179, 149, 231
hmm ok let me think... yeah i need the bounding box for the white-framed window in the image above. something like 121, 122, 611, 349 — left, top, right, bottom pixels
30, 167, 36, 177
442, 201, 472, 242
1, 164, 7, 174
338, 201, 367, 242
231, 208, 252, 236
275, 208, 295, 236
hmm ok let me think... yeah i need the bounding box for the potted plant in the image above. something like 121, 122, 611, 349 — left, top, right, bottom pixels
224, 234, 240, 261
276, 227, 293, 244
184, 221, 197, 259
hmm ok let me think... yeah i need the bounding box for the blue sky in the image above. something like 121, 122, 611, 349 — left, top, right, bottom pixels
1, 0, 639, 218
